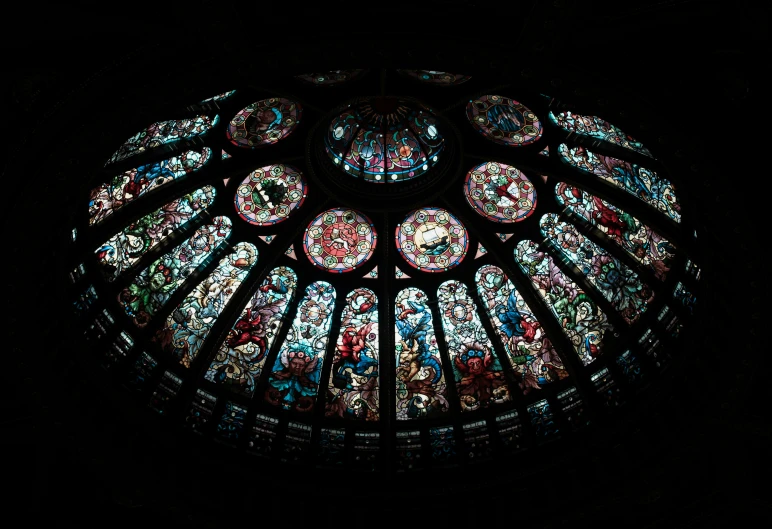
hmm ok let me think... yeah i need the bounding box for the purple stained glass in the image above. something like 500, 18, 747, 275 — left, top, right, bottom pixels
466, 95, 543, 147
555, 182, 676, 280
463, 162, 537, 223
226, 98, 301, 149
549, 111, 653, 158
396, 207, 468, 273
96, 186, 216, 282
326, 288, 380, 421
304, 208, 377, 273
514, 239, 615, 365
437, 280, 511, 411
558, 144, 681, 223
153, 242, 259, 368
204, 266, 297, 397
539, 213, 655, 325
476, 264, 568, 394
397, 70, 471, 85
234, 164, 307, 225
118, 216, 232, 328
106, 116, 218, 166
395, 287, 449, 420
295, 69, 366, 85
88, 148, 212, 226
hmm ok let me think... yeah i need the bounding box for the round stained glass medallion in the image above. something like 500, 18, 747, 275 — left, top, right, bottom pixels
234, 164, 307, 225
396, 207, 469, 272
466, 95, 543, 147
304, 208, 377, 273
226, 97, 301, 149
464, 161, 537, 223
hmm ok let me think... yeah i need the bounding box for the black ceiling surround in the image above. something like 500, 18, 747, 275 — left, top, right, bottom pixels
4, 1, 766, 527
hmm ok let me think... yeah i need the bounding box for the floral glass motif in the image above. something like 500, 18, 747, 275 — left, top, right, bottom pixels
89, 148, 212, 226
466, 95, 543, 147
476, 265, 568, 394
234, 164, 307, 225
558, 144, 681, 223
118, 216, 232, 328
549, 111, 653, 158
539, 213, 655, 325
106, 116, 218, 166
437, 280, 511, 411
295, 69, 366, 86
396, 207, 468, 272
555, 182, 675, 281
325, 98, 445, 183
265, 281, 336, 412
95, 186, 216, 282
326, 288, 380, 421
514, 239, 614, 365
204, 267, 297, 397
395, 287, 449, 420
304, 208, 377, 273
464, 161, 537, 223
397, 70, 471, 85
226, 98, 301, 149
153, 242, 259, 368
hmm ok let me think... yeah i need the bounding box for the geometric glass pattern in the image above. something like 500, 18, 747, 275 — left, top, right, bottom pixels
303, 208, 377, 273
234, 164, 307, 225
463, 161, 537, 223
396, 207, 468, 272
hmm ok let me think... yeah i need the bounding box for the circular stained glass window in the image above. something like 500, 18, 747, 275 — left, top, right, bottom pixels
227, 97, 301, 148
466, 94, 543, 146
396, 207, 469, 272
303, 208, 377, 273
464, 161, 537, 223
234, 164, 307, 226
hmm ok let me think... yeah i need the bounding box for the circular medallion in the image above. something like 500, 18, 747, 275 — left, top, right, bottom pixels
226, 98, 301, 149
234, 164, 307, 225
303, 208, 377, 273
464, 162, 537, 223
466, 95, 543, 147
396, 207, 468, 272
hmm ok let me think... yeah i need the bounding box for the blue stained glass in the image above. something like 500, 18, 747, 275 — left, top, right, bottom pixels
549, 111, 653, 157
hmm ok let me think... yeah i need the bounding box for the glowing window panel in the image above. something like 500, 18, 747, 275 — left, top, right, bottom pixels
216, 401, 247, 442
395, 287, 449, 420
200, 90, 236, 103
528, 399, 558, 437
673, 281, 696, 315
304, 208, 377, 273
205, 266, 297, 397
397, 69, 471, 85
396, 207, 468, 273
226, 98, 301, 149
118, 216, 232, 328
464, 161, 537, 223
555, 182, 675, 281
438, 280, 511, 410
558, 144, 680, 223
476, 264, 568, 394
106, 115, 217, 166
153, 242, 258, 368
540, 213, 655, 325
264, 281, 336, 412
96, 186, 216, 282
549, 111, 653, 158
514, 239, 615, 365
326, 288, 380, 421
466, 95, 543, 147
234, 164, 307, 225
88, 148, 212, 226
295, 69, 365, 85
430, 426, 457, 464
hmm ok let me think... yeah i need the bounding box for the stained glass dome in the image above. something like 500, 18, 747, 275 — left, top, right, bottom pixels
64, 60, 704, 478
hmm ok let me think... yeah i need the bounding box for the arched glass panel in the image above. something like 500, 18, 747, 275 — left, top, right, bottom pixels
476, 264, 568, 394
153, 242, 259, 367
326, 288, 380, 421
204, 266, 298, 397
549, 111, 653, 158
226, 98, 301, 149
540, 213, 655, 325
395, 287, 449, 420
95, 186, 216, 282
234, 164, 307, 225
555, 182, 675, 280
437, 280, 511, 410
303, 208, 377, 273
118, 216, 232, 327
264, 281, 336, 412
396, 207, 468, 272
200, 90, 236, 103
106, 116, 218, 166
88, 148, 212, 226
466, 95, 543, 147
463, 161, 537, 223
514, 239, 614, 365
558, 144, 681, 223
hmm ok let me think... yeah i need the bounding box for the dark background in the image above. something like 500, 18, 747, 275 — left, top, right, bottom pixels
2, 1, 767, 526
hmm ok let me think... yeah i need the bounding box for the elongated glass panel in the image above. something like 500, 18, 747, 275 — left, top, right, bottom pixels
549, 111, 653, 157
